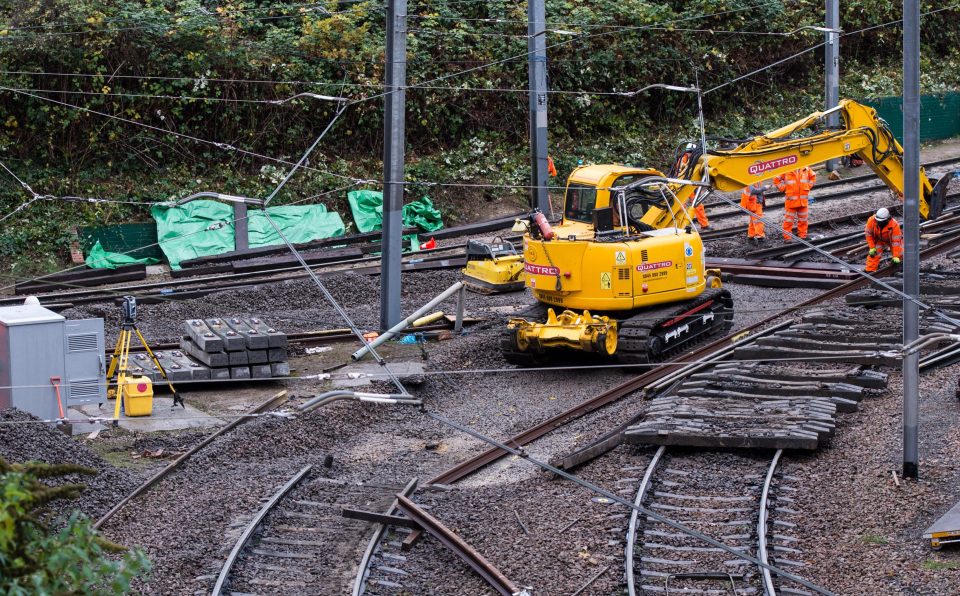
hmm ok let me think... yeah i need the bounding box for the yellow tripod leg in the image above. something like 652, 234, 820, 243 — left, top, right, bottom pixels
112, 330, 131, 424
106, 330, 123, 379
135, 327, 182, 407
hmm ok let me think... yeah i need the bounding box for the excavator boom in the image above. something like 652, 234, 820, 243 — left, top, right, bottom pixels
665, 99, 949, 219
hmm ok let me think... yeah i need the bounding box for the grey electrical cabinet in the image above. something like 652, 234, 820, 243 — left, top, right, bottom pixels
0, 304, 106, 421
64, 318, 106, 406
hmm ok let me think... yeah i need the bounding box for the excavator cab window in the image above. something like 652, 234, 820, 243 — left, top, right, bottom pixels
564, 183, 598, 223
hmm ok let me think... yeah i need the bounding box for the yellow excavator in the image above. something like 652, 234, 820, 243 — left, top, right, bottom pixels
501, 98, 956, 365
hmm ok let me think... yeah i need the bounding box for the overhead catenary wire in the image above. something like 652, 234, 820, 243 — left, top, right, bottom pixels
421, 409, 835, 596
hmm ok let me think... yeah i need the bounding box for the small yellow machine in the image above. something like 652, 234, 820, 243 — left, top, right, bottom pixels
503, 99, 955, 365
462, 238, 525, 294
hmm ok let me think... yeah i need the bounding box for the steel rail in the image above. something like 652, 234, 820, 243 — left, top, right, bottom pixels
758, 449, 784, 596
93, 389, 290, 530
210, 465, 313, 596
0, 243, 472, 308
625, 445, 666, 596
429, 228, 960, 487
395, 495, 523, 596
351, 478, 419, 596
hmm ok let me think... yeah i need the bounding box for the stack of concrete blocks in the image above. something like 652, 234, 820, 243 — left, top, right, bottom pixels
179, 317, 290, 380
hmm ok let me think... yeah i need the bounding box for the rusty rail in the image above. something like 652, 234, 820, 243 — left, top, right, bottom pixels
430, 229, 960, 486
211, 465, 313, 596
395, 495, 523, 596
352, 478, 419, 596
94, 390, 289, 530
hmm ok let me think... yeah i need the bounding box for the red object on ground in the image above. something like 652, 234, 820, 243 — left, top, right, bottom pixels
421, 237, 437, 250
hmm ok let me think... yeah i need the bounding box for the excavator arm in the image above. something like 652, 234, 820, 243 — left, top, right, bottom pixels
631, 99, 952, 227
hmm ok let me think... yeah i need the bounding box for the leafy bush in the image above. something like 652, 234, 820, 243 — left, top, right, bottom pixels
0, 457, 150, 594
0, 0, 958, 269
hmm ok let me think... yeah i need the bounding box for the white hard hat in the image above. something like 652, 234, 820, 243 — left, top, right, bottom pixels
23, 296, 40, 305
875, 207, 890, 222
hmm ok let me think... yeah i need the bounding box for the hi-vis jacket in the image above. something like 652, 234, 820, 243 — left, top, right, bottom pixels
774, 167, 817, 208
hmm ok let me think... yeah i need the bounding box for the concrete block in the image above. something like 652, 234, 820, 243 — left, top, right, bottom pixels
250, 364, 273, 379
190, 366, 211, 380
230, 366, 251, 380
228, 350, 249, 366
268, 348, 287, 363
209, 367, 231, 381
153, 351, 192, 382
204, 318, 246, 351
224, 317, 269, 350
183, 319, 224, 353
180, 337, 229, 368
247, 350, 268, 364
271, 362, 291, 377
245, 317, 288, 348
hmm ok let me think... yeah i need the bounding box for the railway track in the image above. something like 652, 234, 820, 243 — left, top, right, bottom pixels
625, 447, 801, 596
433, 218, 960, 486
94, 390, 291, 530
211, 469, 406, 595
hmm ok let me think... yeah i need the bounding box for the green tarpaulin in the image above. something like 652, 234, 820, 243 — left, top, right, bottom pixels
151, 200, 345, 269
85, 240, 159, 270
248, 204, 344, 247
347, 191, 443, 233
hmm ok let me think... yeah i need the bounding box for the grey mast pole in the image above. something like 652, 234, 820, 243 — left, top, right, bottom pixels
528, 0, 551, 214
380, 0, 407, 330
902, 0, 920, 480
825, 0, 840, 173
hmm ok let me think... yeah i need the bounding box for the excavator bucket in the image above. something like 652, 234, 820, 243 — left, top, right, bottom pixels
929, 170, 960, 220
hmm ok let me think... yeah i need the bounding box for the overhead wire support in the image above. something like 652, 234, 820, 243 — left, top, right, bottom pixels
381, 0, 408, 330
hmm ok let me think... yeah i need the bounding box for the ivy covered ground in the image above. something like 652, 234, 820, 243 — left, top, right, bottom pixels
0, 0, 959, 276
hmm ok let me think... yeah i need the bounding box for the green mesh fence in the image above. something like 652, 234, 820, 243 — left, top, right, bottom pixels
77, 223, 164, 261
864, 92, 960, 143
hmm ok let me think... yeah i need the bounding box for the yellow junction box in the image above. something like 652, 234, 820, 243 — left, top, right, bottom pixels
122, 376, 154, 417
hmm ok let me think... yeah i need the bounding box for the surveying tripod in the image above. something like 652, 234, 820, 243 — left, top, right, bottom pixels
107, 296, 183, 423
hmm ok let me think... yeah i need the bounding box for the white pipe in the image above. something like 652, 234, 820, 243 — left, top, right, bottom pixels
352, 281, 465, 360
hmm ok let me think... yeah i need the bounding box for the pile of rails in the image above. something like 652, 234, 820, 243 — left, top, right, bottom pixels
625, 308, 901, 451
130, 317, 290, 382
625, 361, 887, 450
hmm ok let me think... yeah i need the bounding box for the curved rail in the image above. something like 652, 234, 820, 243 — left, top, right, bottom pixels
351, 477, 419, 596
211, 465, 313, 596
625, 445, 666, 596
758, 449, 784, 596
395, 495, 524, 596
94, 389, 290, 530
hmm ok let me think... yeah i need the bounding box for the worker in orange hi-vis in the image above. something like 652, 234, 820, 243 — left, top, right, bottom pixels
692, 202, 709, 229
773, 166, 816, 240
864, 207, 903, 272
740, 182, 767, 244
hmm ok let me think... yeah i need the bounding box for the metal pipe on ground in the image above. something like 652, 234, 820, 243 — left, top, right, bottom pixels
352, 281, 464, 361
298, 390, 422, 413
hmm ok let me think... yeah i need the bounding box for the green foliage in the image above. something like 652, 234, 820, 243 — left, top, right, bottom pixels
860, 533, 889, 545
0, 0, 958, 269
0, 457, 150, 594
